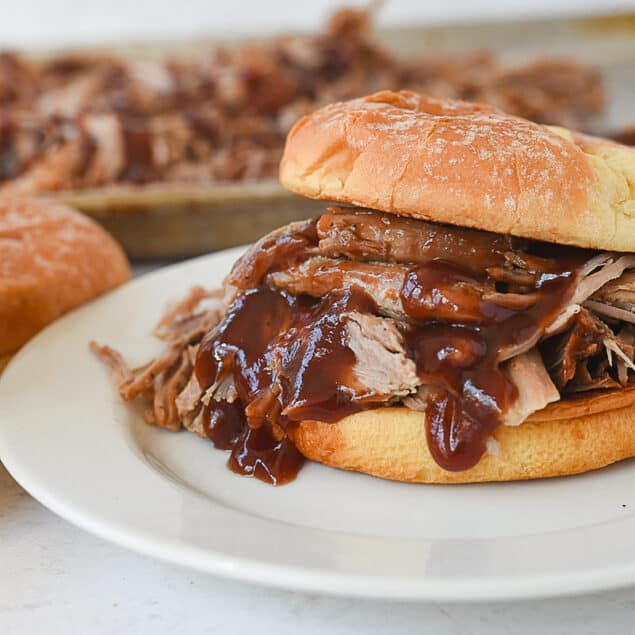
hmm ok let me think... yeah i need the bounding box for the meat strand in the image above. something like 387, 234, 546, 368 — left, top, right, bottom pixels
502, 350, 560, 426
317, 206, 515, 273
0, 9, 605, 192
226, 218, 318, 295
268, 256, 408, 319
92, 293, 226, 430
344, 312, 419, 399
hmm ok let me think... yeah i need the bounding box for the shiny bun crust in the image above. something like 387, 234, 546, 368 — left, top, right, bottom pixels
280, 90, 635, 251
291, 404, 635, 483
0, 196, 130, 356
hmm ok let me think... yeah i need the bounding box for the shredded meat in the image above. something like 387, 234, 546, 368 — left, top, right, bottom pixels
210, 375, 239, 404
572, 255, 635, 305
401, 350, 560, 430
615, 326, 635, 385
539, 254, 635, 337
594, 269, 635, 303
543, 308, 610, 390
94, 206, 635, 481
543, 306, 635, 393
154, 286, 224, 342
609, 125, 635, 146
344, 312, 419, 399
118, 347, 183, 402
268, 256, 408, 319
91, 289, 225, 430
566, 355, 622, 393
585, 271, 635, 324
175, 346, 204, 415
402, 386, 431, 412
150, 349, 192, 430
268, 248, 634, 368
503, 350, 560, 426
474, 59, 605, 130
226, 218, 318, 295
90, 343, 132, 388
316, 207, 514, 273
584, 300, 635, 326
0, 9, 605, 193
481, 291, 540, 310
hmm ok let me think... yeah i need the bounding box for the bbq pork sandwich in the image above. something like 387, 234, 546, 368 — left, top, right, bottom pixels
95, 90, 635, 485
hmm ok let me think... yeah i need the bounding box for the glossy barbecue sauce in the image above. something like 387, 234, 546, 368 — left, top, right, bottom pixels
196, 286, 376, 484
195, 210, 590, 483
400, 256, 583, 470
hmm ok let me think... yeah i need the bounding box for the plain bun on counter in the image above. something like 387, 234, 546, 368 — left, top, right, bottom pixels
0, 196, 130, 359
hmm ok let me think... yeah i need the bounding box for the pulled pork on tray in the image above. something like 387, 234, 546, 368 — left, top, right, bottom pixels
93, 208, 635, 484
0, 9, 605, 193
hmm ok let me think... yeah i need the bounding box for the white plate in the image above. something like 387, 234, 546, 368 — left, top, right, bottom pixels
1, 249, 634, 602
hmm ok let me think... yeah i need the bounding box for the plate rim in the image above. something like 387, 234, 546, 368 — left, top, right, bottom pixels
3, 445, 635, 602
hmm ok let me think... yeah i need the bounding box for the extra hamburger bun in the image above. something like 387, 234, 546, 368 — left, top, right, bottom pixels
277, 90, 635, 482
280, 90, 635, 252
0, 196, 130, 360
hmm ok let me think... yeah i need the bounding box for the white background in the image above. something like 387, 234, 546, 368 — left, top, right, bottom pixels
1, 1, 635, 633
1, 0, 635, 47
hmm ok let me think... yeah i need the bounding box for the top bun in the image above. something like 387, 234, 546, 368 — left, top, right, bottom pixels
280, 90, 635, 251
0, 196, 130, 356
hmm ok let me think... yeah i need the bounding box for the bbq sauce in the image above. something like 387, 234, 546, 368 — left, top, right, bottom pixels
202, 399, 305, 485
401, 256, 585, 471
195, 285, 375, 485
227, 217, 319, 291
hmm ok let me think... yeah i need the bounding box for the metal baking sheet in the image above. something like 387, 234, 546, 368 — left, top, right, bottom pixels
34, 13, 635, 258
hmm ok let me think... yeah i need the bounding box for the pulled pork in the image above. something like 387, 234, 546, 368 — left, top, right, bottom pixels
91, 287, 224, 432
0, 8, 605, 193
94, 208, 635, 480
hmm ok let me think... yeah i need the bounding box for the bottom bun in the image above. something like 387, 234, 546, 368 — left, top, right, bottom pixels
292, 406, 635, 483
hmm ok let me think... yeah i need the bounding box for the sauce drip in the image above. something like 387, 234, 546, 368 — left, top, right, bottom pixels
202, 399, 305, 485
195, 286, 375, 484
401, 256, 586, 470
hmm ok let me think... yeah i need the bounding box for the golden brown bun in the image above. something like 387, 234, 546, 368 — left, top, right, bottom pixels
0, 196, 130, 356
291, 400, 635, 483
280, 90, 635, 251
